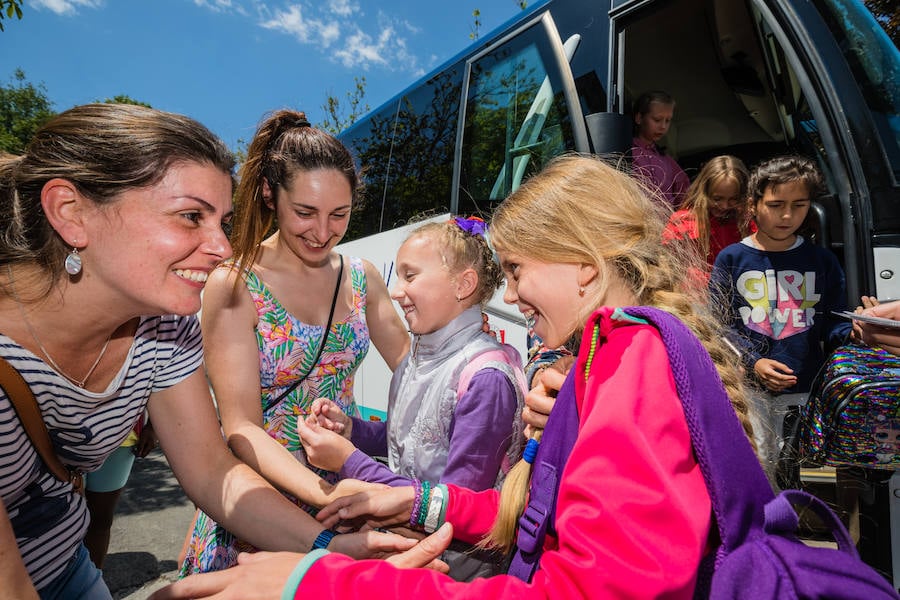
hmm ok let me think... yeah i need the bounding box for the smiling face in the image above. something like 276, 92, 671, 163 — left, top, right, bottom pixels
498, 252, 587, 349
751, 180, 811, 251
391, 234, 467, 335
708, 176, 744, 220
635, 101, 674, 144
272, 168, 352, 268
83, 161, 234, 316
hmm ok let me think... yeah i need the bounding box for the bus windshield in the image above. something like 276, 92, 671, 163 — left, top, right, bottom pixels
814, 0, 900, 180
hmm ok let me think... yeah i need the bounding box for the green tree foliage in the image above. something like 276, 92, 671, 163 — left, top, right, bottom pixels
864, 0, 899, 47
342, 67, 463, 241
472, 3, 527, 41
0, 0, 23, 32
101, 94, 152, 108
470, 9, 482, 41
233, 138, 248, 167
0, 69, 56, 154
320, 76, 369, 135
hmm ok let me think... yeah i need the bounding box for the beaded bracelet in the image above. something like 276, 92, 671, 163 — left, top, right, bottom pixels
409, 479, 423, 529
417, 481, 432, 527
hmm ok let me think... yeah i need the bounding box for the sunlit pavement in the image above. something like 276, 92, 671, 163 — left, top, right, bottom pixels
102, 449, 194, 599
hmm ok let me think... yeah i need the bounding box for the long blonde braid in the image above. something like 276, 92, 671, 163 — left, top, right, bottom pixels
481, 154, 756, 551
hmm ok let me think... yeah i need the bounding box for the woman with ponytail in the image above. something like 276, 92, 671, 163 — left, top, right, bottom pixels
178, 109, 415, 574
155, 154, 757, 600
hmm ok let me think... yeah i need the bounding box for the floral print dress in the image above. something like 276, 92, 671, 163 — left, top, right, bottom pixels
179, 256, 371, 575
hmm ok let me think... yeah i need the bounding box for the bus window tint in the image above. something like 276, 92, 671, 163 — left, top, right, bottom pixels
342, 63, 464, 242
458, 23, 575, 218
813, 0, 900, 180
342, 106, 394, 241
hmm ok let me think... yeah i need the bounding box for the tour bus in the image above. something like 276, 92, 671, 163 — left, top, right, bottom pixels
338, 0, 899, 420
335, 0, 898, 582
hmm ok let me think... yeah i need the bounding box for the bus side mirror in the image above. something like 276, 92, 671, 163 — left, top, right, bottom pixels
585, 112, 633, 159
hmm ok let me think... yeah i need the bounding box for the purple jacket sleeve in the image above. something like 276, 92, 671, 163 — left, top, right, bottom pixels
342, 419, 405, 486
340, 449, 410, 486
349, 417, 387, 457
440, 368, 519, 491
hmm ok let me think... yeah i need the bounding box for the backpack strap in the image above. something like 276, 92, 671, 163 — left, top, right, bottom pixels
456, 345, 527, 399
622, 308, 774, 561
0, 357, 85, 493
765, 488, 857, 554
507, 370, 579, 582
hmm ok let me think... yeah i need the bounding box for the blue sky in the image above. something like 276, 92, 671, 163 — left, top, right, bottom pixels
2, 1, 523, 151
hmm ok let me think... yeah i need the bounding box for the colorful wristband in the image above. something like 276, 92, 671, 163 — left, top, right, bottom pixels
417, 481, 432, 527
310, 529, 336, 552
409, 479, 423, 529
423, 484, 444, 533
437, 483, 449, 525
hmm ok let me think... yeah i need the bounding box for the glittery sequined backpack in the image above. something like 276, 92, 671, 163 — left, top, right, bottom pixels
799, 343, 900, 469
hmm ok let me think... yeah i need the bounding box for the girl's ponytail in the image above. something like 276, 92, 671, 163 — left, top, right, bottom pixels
480, 431, 542, 551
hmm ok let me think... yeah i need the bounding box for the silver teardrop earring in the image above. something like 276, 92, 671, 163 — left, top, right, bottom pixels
578, 286, 586, 297
65, 244, 82, 276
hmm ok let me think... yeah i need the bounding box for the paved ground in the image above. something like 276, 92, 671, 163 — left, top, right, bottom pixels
102, 449, 195, 599
99, 453, 896, 598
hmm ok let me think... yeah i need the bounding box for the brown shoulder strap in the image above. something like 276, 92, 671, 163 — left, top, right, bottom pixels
0, 357, 79, 487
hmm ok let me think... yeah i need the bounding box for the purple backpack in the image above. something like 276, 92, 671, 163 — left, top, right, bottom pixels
508, 306, 898, 599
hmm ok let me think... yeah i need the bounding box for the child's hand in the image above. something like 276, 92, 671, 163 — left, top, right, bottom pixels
481, 312, 497, 338
296, 416, 356, 472
753, 358, 797, 392
523, 356, 574, 437
309, 397, 353, 439
316, 486, 417, 530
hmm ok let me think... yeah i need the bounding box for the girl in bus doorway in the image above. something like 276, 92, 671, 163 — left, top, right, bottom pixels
297, 217, 526, 582
664, 155, 752, 278
631, 90, 691, 209
711, 155, 852, 481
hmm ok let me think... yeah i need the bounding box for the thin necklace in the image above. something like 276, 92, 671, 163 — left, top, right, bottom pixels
7, 265, 112, 388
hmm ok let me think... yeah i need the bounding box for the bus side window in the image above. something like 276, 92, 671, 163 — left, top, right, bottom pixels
342, 62, 465, 243
458, 21, 576, 218
343, 103, 398, 243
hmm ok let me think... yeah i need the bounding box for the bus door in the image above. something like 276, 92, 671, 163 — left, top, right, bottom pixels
752, 0, 900, 301
454, 9, 588, 346
609, 0, 899, 303
455, 10, 587, 219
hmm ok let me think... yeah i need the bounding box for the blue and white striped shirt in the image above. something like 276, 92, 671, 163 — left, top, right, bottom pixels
0, 314, 202, 591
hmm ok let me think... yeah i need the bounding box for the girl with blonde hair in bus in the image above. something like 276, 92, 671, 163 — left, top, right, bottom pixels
296, 217, 526, 581
156, 154, 756, 600
663, 155, 752, 274
179, 109, 412, 574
